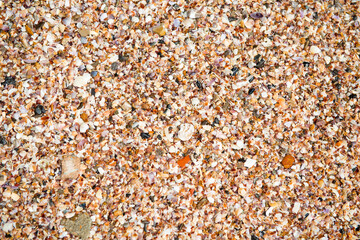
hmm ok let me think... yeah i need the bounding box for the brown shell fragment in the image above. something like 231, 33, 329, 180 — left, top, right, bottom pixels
61, 155, 81, 179
195, 197, 208, 209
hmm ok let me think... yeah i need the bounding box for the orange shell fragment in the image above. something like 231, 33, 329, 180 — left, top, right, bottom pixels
177, 155, 191, 168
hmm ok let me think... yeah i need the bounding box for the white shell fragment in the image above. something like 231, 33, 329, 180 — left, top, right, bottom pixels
178, 123, 195, 141
310, 46, 321, 54
73, 73, 91, 87
244, 158, 257, 168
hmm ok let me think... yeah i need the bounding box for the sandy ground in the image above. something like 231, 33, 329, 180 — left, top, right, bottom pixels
1, 0, 360, 239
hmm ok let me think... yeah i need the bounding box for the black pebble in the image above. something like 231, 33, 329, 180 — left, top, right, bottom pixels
331, 69, 339, 76
303, 61, 310, 67
238, 157, 246, 163
0, 135, 7, 145
356, 225, 360, 231
140, 132, 150, 139
332, 76, 340, 83
195, 80, 203, 90
213, 117, 220, 125
91, 88, 96, 96
335, 83, 341, 90
255, 59, 265, 68
339, 228, 345, 234
254, 54, 261, 62
349, 93, 357, 99
251, 234, 259, 240
228, 16, 238, 22
111, 62, 120, 71
118, 54, 129, 62
231, 66, 239, 76
80, 203, 86, 209
248, 88, 255, 95
201, 119, 210, 125
313, 12, 318, 20
157, 135, 162, 140
1, 76, 16, 87
35, 105, 46, 115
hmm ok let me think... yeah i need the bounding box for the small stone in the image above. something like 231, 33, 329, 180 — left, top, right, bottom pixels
213, 117, 220, 125
195, 80, 203, 90
1, 76, 16, 86
62, 213, 92, 239
74, 73, 91, 87
90, 71, 98, 77
248, 88, 255, 95
79, 28, 90, 37
251, 235, 259, 240
34, 104, 46, 116
310, 46, 321, 54
61, 155, 81, 179
349, 93, 357, 99
250, 12, 263, 19
152, 24, 166, 36
0, 135, 7, 145
303, 61, 310, 67
282, 154, 295, 169
178, 123, 195, 141
140, 132, 150, 139
80, 37, 88, 44
228, 16, 238, 22
118, 54, 129, 62
230, 66, 239, 76
111, 62, 120, 71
